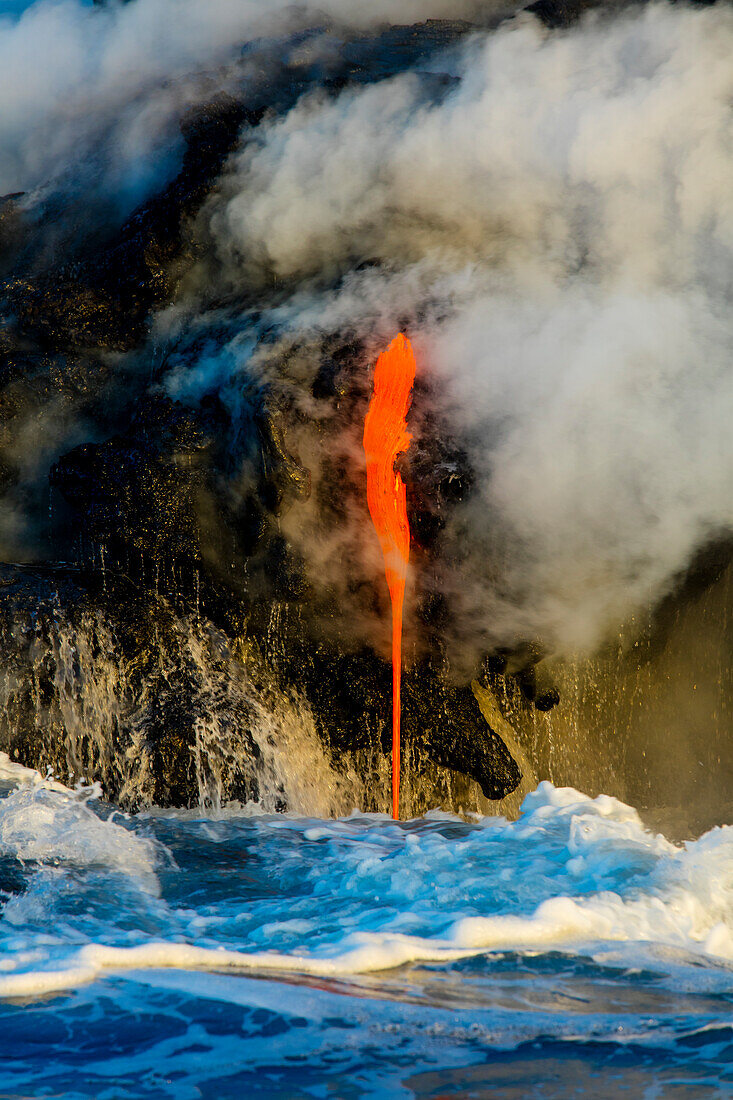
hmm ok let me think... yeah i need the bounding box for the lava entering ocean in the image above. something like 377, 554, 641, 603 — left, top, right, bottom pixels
363, 333, 416, 819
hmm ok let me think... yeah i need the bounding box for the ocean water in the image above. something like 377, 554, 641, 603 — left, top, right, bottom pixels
0, 760, 731, 1098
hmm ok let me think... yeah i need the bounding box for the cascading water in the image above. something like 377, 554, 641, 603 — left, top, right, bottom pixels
0, 565, 498, 819
0, 569, 355, 815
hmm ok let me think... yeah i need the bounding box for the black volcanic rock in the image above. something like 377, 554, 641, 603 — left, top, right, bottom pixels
0, 194, 24, 276
7, 97, 260, 353
268, 639, 522, 802
255, 404, 312, 517
525, 0, 600, 26
50, 394, 236, 582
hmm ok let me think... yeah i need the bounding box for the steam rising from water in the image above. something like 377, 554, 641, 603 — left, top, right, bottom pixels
200, 1, 733, 658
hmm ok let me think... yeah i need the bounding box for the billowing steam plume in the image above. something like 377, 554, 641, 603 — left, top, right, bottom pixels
191, 1, 733, 663
0, 0, 517, 202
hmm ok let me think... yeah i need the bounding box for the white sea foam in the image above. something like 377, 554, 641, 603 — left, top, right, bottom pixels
0, 750, 68, 793
0, 779, 161, 884
0, 782, 729, 1000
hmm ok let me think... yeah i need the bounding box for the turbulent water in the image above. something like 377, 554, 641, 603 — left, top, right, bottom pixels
0, 761, 730, 1098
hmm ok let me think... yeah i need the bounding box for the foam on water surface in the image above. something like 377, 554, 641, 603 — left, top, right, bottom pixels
0, 775, 730, 991
0, 768, 730, 1096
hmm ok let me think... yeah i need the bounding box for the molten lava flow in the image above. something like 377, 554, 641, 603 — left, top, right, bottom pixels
363, 333, 416, 819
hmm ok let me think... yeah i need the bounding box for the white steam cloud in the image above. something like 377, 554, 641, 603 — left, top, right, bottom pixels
0, 0, 516, 203
205, 2, 733, 658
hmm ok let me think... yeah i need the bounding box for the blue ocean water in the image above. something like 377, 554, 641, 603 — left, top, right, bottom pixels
0, 768, 731, 1099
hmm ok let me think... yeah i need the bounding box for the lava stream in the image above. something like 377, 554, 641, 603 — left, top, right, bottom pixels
363, 333, 416, 819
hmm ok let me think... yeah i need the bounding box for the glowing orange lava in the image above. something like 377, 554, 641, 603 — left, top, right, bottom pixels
363, 333, 416, 819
